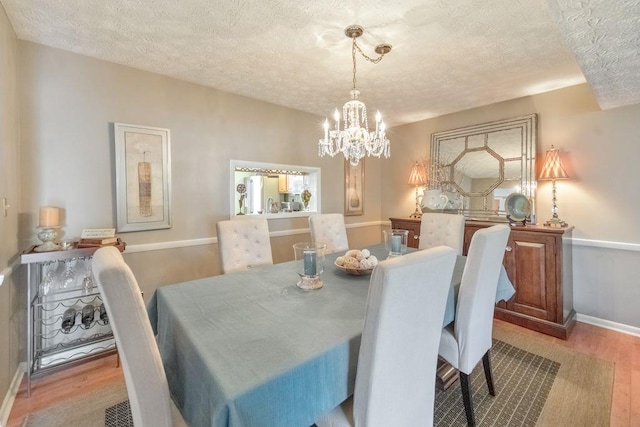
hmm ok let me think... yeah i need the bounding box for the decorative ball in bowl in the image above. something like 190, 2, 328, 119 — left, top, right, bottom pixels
334, 249, 378, 276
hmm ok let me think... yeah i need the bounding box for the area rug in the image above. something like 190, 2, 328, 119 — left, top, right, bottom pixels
23, 327, 613, 426
435, 339, 559, 426
22, 381, 129, 426
493, 327, 614, 427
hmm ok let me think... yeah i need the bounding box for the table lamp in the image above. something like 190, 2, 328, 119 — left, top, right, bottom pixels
408, 162, 426, 218
538, 146, 570, 227
35, 206, 61, 252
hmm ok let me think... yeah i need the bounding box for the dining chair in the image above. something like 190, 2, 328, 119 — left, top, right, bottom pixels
418, 212, 465, 255
316, 246, 457, 427
216, 218, 273, 274
438, 224, 510, 426
92, 247, 186, 427
308, 213, 349, 254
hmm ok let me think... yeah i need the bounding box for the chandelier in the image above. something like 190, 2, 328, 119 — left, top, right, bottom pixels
318, 25, 392, 167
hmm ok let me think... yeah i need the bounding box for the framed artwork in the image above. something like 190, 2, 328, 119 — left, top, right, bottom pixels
344, 159, 364, 216
114, 123, 172, 232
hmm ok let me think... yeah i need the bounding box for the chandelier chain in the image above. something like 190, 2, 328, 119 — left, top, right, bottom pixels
351, 38, 357, 90
351, 37, 387, 90
354, 41, 386, 64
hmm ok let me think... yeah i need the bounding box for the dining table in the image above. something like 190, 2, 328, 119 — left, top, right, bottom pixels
147, 244, 515, 427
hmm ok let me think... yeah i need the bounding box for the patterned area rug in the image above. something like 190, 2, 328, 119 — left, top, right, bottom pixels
435, 340, 559, 426
105, 400, 133, 427
23, 329, 612, 426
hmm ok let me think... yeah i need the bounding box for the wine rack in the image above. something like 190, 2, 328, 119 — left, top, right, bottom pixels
21, 244, 123, 395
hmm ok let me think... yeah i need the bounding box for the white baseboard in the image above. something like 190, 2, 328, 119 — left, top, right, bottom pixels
0, 362, 25, 427
577, 313, 640, 338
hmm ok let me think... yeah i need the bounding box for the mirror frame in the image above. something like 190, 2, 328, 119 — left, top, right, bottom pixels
430, 114, 537, 222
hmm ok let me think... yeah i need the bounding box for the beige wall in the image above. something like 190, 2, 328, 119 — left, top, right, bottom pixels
0, 1, 21, 409
386, 84, 640, 328
17, 41, 384, 293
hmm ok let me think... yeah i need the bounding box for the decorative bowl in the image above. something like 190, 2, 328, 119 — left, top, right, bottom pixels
334, 261, 374, 276
505, 192, 532, 222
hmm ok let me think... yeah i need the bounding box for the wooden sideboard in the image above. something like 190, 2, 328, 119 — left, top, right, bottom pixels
390, 217, 575, 339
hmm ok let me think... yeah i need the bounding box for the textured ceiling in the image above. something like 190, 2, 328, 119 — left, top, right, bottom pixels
1, 0, 635, 126
546, 0, 640, 110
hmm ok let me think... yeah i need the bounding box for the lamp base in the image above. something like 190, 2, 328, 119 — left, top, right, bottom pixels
410, 200, 422, 218
544, 217, 568, 228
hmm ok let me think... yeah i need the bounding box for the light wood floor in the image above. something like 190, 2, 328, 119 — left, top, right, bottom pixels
7, 319, 640, 426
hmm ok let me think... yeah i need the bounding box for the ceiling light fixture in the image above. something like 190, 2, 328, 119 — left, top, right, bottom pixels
318, 25, 392, 167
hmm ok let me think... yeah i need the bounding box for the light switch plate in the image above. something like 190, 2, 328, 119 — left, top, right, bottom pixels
2, 198, 8, 217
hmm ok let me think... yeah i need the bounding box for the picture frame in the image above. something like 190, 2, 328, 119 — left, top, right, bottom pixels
114, 123, 172, 232
344, 158, 364, 216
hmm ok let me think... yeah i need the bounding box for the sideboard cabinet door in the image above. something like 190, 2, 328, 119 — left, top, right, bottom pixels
464, 222, 575, 339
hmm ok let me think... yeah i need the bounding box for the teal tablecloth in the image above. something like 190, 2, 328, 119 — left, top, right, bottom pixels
148, 245, 514, 427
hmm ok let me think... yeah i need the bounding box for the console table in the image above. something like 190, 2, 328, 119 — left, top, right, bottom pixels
390, 217, 575, 339
20, 242, 125, 395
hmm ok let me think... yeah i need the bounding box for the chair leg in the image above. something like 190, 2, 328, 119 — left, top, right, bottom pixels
482, 350, 495, 396
459, 372, 475, 427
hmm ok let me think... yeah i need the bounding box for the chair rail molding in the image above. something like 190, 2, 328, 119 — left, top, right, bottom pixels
124, 220, 388, 253
0, 258, 19, 287
571, 237, 640, 252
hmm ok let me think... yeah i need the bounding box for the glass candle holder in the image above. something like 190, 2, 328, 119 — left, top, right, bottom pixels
293, 242, 326, 290
383, 229, 409, 258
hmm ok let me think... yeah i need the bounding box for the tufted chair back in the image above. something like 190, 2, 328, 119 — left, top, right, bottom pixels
418, 213, 465, 255
308, 213, 349, 254
216, 218, 273, 274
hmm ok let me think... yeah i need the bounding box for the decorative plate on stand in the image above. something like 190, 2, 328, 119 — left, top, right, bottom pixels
505, 193, 532, 225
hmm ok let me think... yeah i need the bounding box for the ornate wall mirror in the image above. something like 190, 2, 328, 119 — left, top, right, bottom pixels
429, 114, 537, 221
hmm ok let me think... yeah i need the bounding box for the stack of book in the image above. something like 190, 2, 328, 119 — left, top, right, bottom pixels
76, 237, 119, 248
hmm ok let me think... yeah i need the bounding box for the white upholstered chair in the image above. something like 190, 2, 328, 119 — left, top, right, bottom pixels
92, 247, 186, 427
216, 218, 273, 274
438, 224, 510, 426
316, 246, 457, 427
418, 213, 465, 255
308, 213, 349, 254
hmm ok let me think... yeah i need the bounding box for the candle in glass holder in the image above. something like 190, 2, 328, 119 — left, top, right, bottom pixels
293, 242, 326, 290
39, 206, 60, 228
303, 250, 317, 276
391, 235, 401, 253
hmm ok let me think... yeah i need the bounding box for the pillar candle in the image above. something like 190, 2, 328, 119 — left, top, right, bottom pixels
391, 235, 401, 253
303, 250, 317, 276
39, 206, 60, 227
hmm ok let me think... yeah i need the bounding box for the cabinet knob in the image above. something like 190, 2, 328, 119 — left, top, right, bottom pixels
505, 246, 513, 252
413, 235, 419, 240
